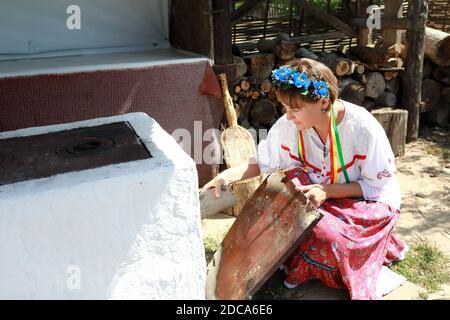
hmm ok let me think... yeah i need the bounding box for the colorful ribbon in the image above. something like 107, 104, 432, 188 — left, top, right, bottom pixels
297, 102, 350, 184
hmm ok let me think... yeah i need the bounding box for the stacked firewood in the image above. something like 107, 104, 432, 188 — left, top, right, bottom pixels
421, 28, 450, 128
231, 32, 407, 133
231, 27, 450, 132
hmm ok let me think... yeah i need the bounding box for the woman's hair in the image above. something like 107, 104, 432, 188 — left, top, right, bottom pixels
275, 58, 339, 110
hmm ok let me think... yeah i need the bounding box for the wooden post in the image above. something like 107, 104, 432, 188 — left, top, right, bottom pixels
356, 0, 372, 47
170, 0, 214, 58
401, 0, 428, 142
212, 0, 233, 65
382, 0, 404, 48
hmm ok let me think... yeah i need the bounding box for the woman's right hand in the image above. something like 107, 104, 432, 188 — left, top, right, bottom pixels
201, 175, 228, 198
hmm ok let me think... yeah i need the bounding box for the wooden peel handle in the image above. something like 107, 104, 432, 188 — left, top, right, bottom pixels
218, 73, 238, 127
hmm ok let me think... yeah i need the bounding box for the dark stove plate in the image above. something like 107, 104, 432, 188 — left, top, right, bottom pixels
0, 121, 151, 186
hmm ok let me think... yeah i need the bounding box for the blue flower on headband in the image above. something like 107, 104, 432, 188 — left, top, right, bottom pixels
271, 66, 330, 99
313, 80, 329, 98
293, 72, 311, 91
272, 67, 295, 82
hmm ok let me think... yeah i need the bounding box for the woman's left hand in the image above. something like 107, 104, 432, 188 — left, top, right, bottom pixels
296, 184, 328, 208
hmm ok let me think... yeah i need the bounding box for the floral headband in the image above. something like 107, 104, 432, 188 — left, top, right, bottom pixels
271, 66, 330, 99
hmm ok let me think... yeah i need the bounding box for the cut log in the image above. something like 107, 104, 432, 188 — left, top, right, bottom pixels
233, 55, 248, 79
384, 71, 399, 81
370, 108, 408, 157
246, 53, 275, 84
387, 43, 404, 58
365, 72, 386, 98
275, 57, 298, 67
432, 66, 450, 85
441, 86, 450, 103
322, 52, 352, 77
274, 41, 297, 60
261, 79, 273, 93
267, 91, 277, 102
354, 73, 368, 85
421, 79, 442, 111
199, 186, 236, 219
250, 99, 277, 127
257, 39, 277, 53
251, 90, 261, 100
374, 91, 397, 107
241, 79, 251, 91
424, 27, 450, 67
387, 57, 403, 68
339, 78, 366, 105
385, 78, 401, 94
354, 62, 366, 75
422, 102, 450, 128
295, 47, 319, 60
422, 59, 433, 79
237, 99, 251, 122
361, 99, 376, 110
349, 46, 389, 67
346, 60, 356, 75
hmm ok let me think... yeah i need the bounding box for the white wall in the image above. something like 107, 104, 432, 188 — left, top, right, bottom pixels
0, 0, 169, 60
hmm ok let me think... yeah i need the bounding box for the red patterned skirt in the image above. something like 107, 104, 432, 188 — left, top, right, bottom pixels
283, 167, 408, 300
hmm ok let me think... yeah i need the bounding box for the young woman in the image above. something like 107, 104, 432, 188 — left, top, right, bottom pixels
202, 58, 408, 300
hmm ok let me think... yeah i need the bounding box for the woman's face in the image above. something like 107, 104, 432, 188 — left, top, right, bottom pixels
282, 99, 325, 130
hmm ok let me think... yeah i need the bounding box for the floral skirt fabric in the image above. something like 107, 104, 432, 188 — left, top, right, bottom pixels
283, 167, 408, 300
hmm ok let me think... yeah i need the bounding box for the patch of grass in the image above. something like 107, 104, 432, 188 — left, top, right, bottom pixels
203, 235, 221, 254
391, 241, 450, 293
443, 148, 449, 161
418, 292, 429, 300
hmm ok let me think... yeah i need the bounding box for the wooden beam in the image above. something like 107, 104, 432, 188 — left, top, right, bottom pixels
213, 0, 233, 65
231, 0, 266, 25
289, 31, 347, 44
401, 0, 428, 142
291, 0, 356, 37
382, 0, 404, 47
236, 31, 347, 51
350, 17, 411, 30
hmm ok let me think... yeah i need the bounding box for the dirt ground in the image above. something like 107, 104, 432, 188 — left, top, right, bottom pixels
202, 125, 450, 300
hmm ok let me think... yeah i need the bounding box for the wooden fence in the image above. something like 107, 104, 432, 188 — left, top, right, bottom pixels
233, 0, 450, 54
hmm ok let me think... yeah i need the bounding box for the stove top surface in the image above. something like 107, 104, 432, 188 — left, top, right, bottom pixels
0, 121, 151, 186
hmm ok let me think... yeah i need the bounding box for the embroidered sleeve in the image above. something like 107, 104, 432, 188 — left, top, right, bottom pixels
356, 123, 396, 200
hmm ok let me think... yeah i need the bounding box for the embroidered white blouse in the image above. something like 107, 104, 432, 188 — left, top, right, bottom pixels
256, 100, 401, 210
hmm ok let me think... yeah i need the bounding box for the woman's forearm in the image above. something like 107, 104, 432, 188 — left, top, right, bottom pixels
323, 181, 363, 200
218, 157, 261, 184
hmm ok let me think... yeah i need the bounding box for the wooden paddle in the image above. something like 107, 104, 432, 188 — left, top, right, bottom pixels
218, 73, 263, 216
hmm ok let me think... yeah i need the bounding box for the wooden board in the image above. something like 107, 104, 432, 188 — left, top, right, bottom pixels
0, 122, 151, 186
200, 185, 236, 219
205, 170, 323, 300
